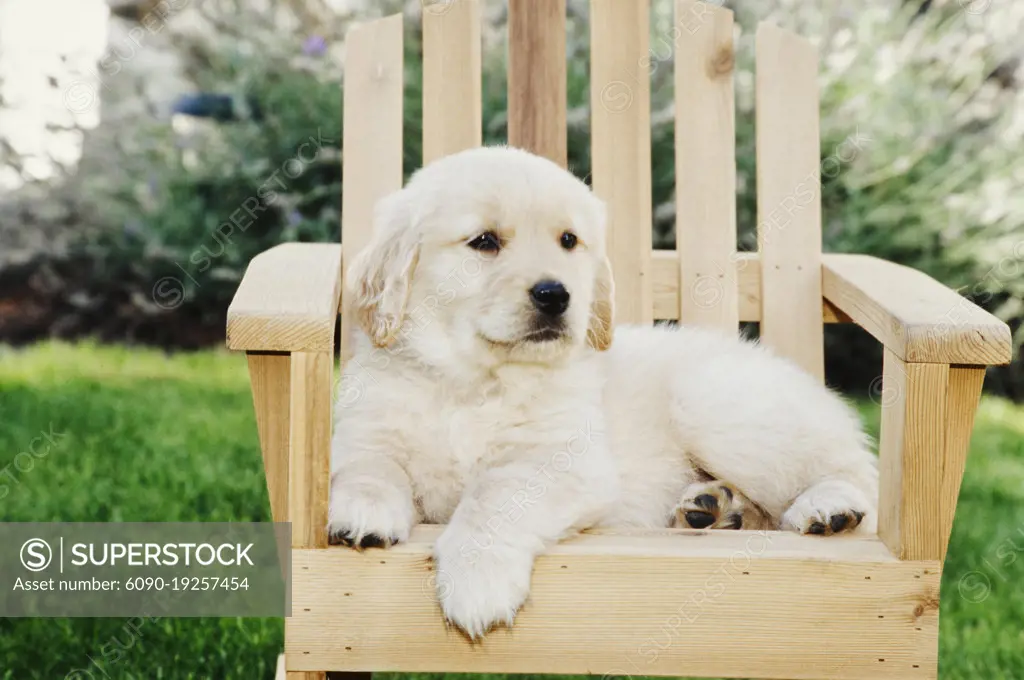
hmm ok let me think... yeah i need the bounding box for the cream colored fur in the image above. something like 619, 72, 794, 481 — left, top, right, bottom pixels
329, 146, 878, 639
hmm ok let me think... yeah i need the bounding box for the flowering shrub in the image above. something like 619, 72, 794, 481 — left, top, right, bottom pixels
3, 0, 1022, 392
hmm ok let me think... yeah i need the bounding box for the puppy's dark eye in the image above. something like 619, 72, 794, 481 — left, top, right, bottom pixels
467, 231, 501, 253
560, 231, 578, 251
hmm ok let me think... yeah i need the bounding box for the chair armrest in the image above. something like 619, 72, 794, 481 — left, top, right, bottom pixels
226, 243, 343, 352
822, 254, 1012, 365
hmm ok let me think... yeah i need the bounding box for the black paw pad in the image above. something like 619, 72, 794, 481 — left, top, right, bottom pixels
329, 530, 355, 547
359, 534, 389, 549
725, 513, 743, 530
829, 513, 850, 533
685, 511, 716, 529
807, 521, 827, 535
328, 530, 394, 549
693, 494, 719, 511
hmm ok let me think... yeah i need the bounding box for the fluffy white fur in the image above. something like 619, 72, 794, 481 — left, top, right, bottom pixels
329, 146, 878, 639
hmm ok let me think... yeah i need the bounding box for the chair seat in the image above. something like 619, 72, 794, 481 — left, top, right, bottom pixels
286, 526, 938, 678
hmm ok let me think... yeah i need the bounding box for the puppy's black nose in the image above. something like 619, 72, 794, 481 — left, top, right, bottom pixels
529, 280, 570, 316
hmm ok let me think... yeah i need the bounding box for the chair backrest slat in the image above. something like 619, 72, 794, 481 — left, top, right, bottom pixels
340, 14, 404, 359
507, 0, 567, 166
755, 22, 824, 380
674, 1, 738, 331
423, 0, 482, 164
590, 0, 653, 325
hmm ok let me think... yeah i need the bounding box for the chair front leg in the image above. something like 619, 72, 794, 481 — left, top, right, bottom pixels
878, 349, 985, 562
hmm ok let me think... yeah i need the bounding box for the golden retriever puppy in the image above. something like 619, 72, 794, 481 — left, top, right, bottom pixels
328, 146, 878, 639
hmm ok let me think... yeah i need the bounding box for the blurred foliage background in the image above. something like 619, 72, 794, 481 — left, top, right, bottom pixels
0, 0, 1022, 396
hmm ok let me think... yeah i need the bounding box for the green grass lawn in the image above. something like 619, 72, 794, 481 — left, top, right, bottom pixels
1, 342, 1022, 679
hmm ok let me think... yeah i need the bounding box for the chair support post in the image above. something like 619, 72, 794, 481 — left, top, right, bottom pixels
878, 350, 985, 561
247, 351, 291, 524
286, 351, 337, 680
938, 365, 986, 561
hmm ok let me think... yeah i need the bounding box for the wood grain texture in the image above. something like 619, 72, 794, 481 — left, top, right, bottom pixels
675, 1, 738, 330
879, 351, 948, 561
653, 250, 844, 323
591, 0, 654, 324
282, 655, 323, 680
823, 254, 1012, 365
755, 22, 825, 379
247, 352, 291, 524
341, 13, 404, 360
225, 243, 1003, 357
938, 366, 985, 561
288, 352, 333, 550
507, 0, 566, 165
286, 528, 939, 678
422, 0, 481, 164
226, 243, 343, 352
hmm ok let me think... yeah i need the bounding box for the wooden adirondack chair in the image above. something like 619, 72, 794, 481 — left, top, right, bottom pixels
226, 2, 1013, 679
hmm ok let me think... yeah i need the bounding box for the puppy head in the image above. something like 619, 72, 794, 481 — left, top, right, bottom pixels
347, 146, 614, 367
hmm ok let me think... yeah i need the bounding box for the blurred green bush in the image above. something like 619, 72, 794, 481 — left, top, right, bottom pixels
18, 0, 1024, 393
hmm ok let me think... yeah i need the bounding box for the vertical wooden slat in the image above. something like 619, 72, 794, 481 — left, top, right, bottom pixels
755, 23, 824, 379
938, 365, 985, 561
507, 0, 567, 166
675, 1, 737, 330
327, 17, 401, 680
591, 0, 653, 325
878, 349, 947, 561
423, 0, 481, 164
288, 351, 332, 550
247, 352, 291, 524
286, 350, 334, 680
341, 14, 404, 361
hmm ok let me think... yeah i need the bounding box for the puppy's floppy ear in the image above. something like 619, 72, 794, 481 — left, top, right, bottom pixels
587, 255, 615, 351
346, 190, 420, 347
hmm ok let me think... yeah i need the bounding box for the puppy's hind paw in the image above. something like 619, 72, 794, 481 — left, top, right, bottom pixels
327, 529, 398, 549
781, 480, 872, 536
675, 480, 774, 531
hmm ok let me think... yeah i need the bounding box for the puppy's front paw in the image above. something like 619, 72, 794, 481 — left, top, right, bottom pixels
675, 480, 774, 531
781, 480, 872, 536
328, 474, 415, 549
433, 525, 533, 639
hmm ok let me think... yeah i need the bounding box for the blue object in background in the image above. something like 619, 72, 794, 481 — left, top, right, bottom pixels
170, 93, 263, 122
171, 93, 236, 121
